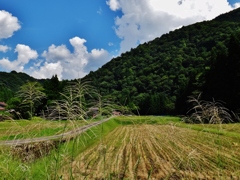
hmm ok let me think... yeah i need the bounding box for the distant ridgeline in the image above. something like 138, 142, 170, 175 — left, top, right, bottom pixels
0, 71, 64, 103
0, 71, 36, 102
1, 8, 240, 115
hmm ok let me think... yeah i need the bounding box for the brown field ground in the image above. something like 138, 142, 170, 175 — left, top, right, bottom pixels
61, 124, 240, 179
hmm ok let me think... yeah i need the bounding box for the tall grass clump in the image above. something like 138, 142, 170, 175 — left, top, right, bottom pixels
16, 82, 46, 120
184, 94, 237, 124
48, 80, 94, 120
47, 80, 123, 121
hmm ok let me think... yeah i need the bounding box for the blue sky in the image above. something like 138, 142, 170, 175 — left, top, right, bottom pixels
0, 0, 240, 80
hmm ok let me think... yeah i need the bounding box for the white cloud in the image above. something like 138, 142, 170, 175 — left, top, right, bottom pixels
85, 48, 111, 72
0, 45, 10, 52
37, 37, 111, 80
0, 37, 110, 80
0, 10, 21, 39
0, 58, 15, 71
148, 0, 232, 19
0, 44, 38, 72
29, 62, 63, 80
107, 0, 235, 53
106, 0, 120, 11
15, 44, 38, 64
42, 44, 72, 62
233, 2, 240, 8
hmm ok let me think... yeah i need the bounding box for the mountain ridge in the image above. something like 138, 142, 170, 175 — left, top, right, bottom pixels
83, 7, 240, 114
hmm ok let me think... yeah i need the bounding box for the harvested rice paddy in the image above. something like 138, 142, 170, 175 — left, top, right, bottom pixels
61, 122, 240, 179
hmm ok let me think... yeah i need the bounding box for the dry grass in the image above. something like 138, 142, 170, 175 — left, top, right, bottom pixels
185, 94, 237, 124
11, 141, 58, 163
60, 124, 240, 179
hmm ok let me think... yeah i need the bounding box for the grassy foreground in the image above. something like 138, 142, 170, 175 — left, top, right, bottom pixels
0, 116, 240, 179
0, 117, 91, 140
0, 117, 119, 179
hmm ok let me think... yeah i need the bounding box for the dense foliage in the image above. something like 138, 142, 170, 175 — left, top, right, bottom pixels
0, 71, 36, 101
202, 32, 240, 112
83, 8, 240, 115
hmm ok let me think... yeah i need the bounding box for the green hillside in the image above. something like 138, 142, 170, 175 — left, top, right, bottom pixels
83, 8, 240, 115
0, 71, 37, 102
0, 72, 65, 105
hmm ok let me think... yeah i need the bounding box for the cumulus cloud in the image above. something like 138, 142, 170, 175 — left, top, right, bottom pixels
85, 48, 111, 72
234, 2, 240, 8
107, 0, 235, 53
0, 45, 10, 52
0, 37, 110, 80
35, 37, 111, 80
0, 44, 38, 72
29, 61, 63, 80
42, 44, 72, 62
0, 10, 21, 39
106, 0, 120, 11
15, 44, 38, 64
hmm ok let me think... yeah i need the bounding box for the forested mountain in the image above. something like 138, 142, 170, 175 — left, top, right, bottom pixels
0, 71, 37, 102
1, 8, 240, 116
0, 71, 66, 103
83, 8, 240, 115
